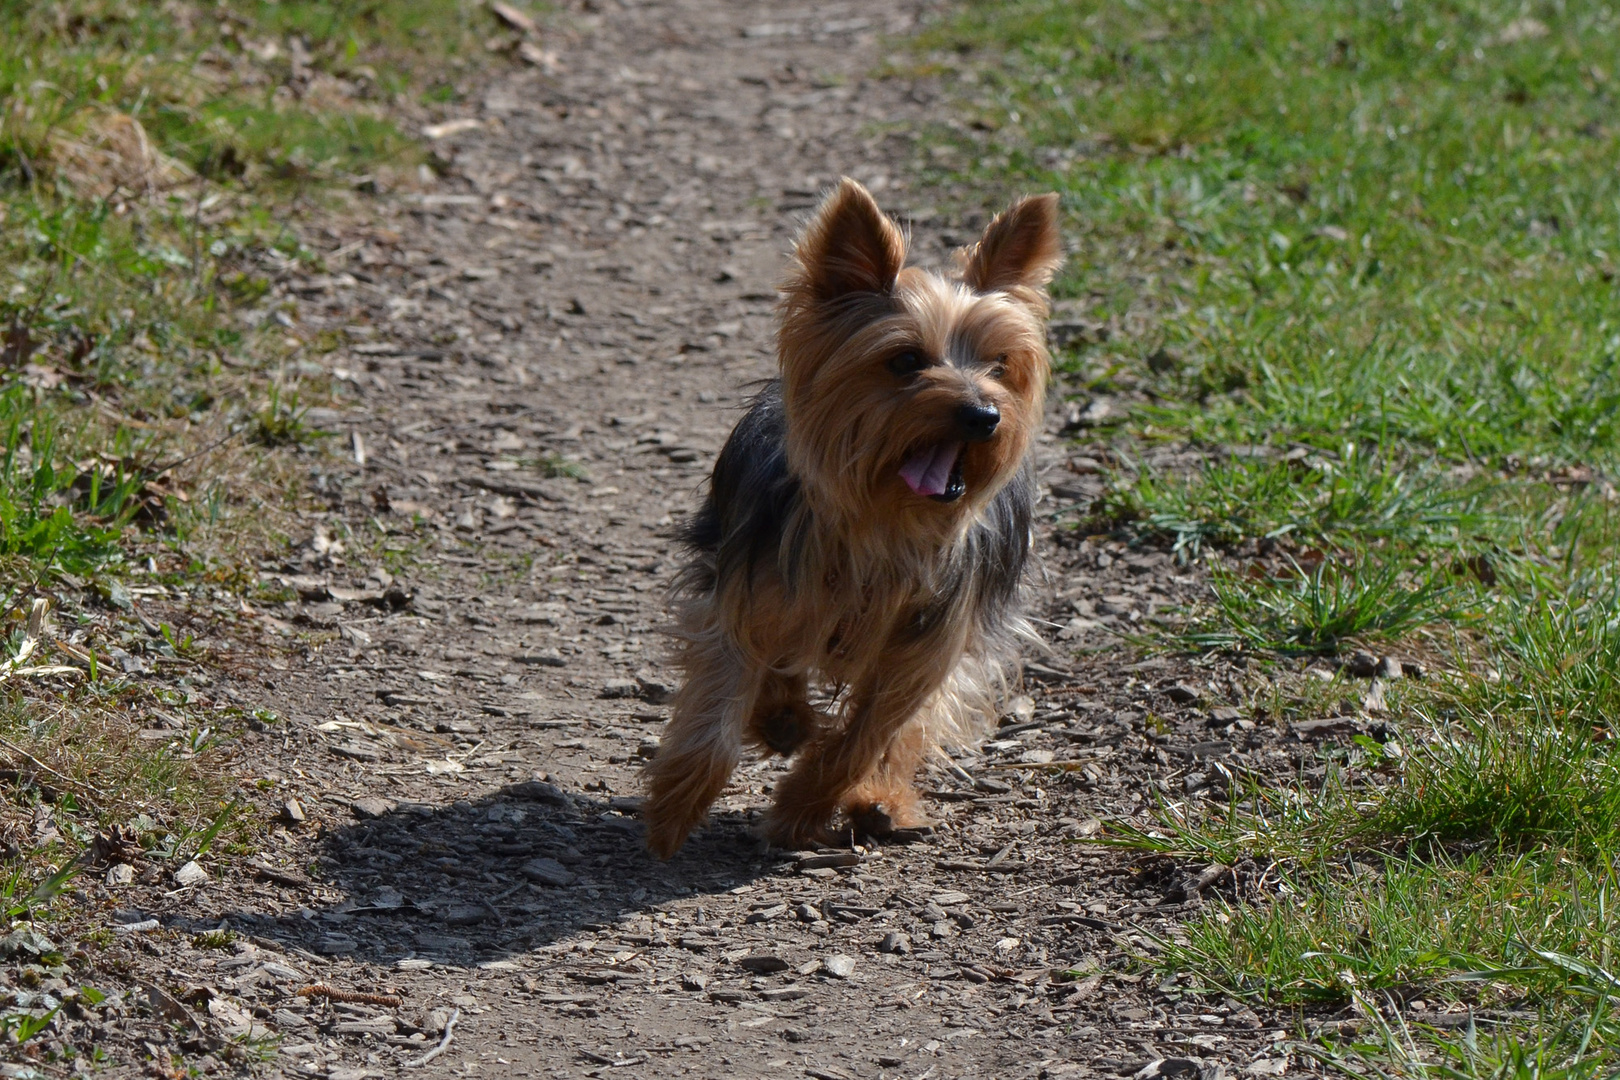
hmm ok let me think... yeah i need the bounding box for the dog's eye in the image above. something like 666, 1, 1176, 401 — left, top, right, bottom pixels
989, 354, 1008, 379
888, 350, 928, 376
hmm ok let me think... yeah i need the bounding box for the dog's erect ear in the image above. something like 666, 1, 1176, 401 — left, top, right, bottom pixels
792, 178, 907, 301
961, 193, 1063, 294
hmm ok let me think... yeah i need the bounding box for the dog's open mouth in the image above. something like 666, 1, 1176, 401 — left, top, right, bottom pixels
899, 442, 966, 502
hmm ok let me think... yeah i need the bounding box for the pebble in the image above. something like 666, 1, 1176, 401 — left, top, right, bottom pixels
796, 852, 861, 870
112, 919, 161, 935
823, 954, 856, 979
280, 798, 307, 824
1344, 651, 1380, 678
600, 678, 641, 699
1165, 683, 1202, 704
173, 861, 208, 888
521, 857, 577, 886
105, 863, 135, 887
737, 953, 790, 973
877, 932, 911, 955
635, 672, 676, 703
350, 797, 398, 819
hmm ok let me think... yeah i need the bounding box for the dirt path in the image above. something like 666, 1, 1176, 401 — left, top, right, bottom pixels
82, 2, 1311, 1076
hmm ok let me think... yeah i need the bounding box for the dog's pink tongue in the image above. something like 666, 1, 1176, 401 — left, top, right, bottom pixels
899, 442, 963, 497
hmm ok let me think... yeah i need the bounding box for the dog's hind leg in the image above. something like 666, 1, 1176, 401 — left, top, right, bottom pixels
643, 627, 754, 859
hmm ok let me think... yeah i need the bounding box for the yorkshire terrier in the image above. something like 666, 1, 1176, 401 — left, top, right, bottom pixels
643, 178, 1062, 858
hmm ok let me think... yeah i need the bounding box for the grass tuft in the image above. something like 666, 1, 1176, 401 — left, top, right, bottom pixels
1179, 553, 1469, 655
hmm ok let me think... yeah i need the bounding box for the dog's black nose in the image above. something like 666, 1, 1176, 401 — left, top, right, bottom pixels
956, 402, 1000, 442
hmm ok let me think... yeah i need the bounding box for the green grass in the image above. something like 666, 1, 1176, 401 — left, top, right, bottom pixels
921, 0, 1620, 1072
0, 0, 513, 586
1183, 552, 1471, 654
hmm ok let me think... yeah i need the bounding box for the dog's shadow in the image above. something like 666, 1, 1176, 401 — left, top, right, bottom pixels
222, 781, 777, 966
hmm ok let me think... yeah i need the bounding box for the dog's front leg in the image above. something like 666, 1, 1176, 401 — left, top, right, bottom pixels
761, 642, 954, 849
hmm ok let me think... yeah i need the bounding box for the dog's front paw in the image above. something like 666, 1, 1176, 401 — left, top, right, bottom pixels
844, 799, 931, 840
759, 805, 838, 850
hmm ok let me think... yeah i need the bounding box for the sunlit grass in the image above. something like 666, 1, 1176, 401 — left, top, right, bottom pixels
927, 0, 1620, 1072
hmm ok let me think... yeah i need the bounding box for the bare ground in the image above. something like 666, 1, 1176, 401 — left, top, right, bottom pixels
31, 1, 1344, 1076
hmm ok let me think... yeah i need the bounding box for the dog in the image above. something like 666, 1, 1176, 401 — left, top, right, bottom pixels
643, 178, 1061, 858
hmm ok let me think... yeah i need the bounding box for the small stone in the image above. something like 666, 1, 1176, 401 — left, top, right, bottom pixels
600, 678, 640, 699
1135, 1059, 1202, 1080
1002, 695, 1036, 724
796, 852, 861, 870
781, 1025, 813, 1041
1344, 651, 1379, 678
521, 857, 577, 887
737, 953, 790, 974
823, 954, 857, 979
1165, 683, 1201, 704
877, 932, 911, 955
351, 796, 397, 819
680, 973, 708, 991
272, 1009, 309, 1029
1362, 680, 1389, 714
1291, 716, 1364, 739
794, 903, 822, 923
635, 671, 676, 704
509, 780, 571, 806
0, 928, 56, 958
332, 740, 382, 762
280, 799, 306, 824
973, 777, 1012, 795
173, 861, 208, 888
105, 863, 135, 887
1376, 656, 1403, 680
444, 904, 490, 925
420, 1008, 454, 1037
519, 649, 568, 667
745, 904, 787, 924
316, 934, 357, 955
